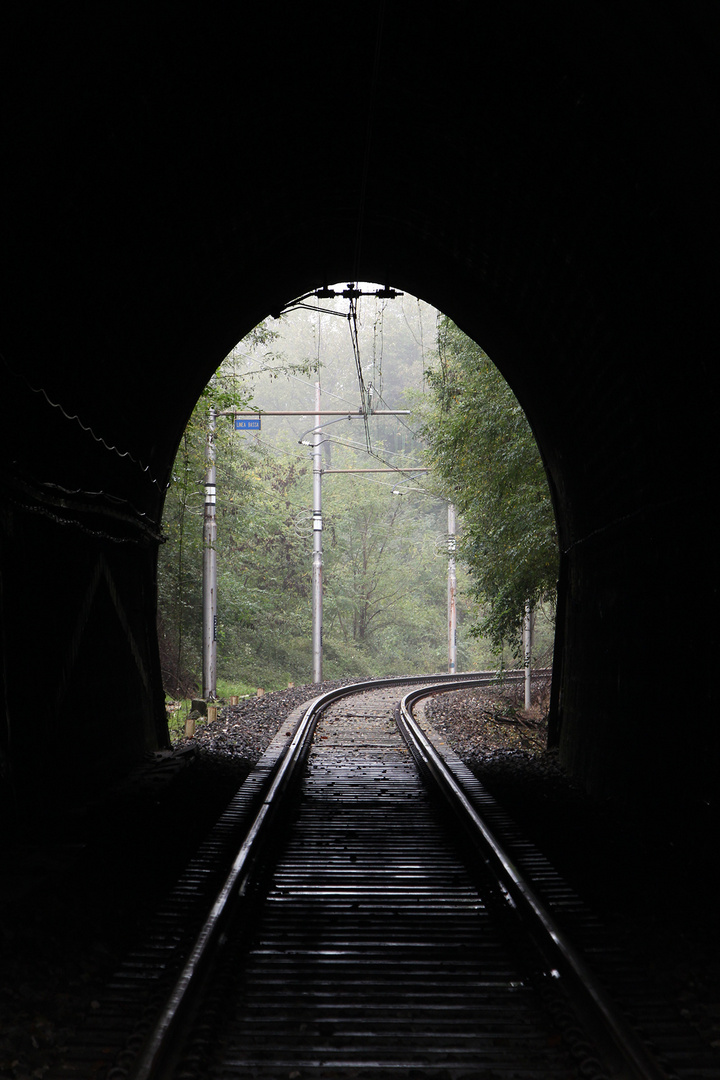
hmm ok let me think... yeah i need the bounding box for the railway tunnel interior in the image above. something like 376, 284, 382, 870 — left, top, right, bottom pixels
1, 4, 718, 842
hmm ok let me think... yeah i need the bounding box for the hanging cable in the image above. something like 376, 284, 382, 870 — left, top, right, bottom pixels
347, 292, 372, 451
281, 369, 357, 408
313, 433, 428, 493
371, 293, 386, 407
372, 384, 424, 441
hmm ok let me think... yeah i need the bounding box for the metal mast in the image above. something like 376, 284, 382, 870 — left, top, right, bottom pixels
202, 406, 217, 699
448, 502, 457, 674
523, 600, 532, 710
311, 382, 323, 683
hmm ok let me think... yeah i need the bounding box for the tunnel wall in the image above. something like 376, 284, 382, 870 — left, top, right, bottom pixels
1, 4, 718, 828
0, 500, 167, 817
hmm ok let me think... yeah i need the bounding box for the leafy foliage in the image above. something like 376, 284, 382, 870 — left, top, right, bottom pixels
157, 320, 291, 695
157, 296, 500, 697
417, 318, 558, 654
321, 452, 451, 674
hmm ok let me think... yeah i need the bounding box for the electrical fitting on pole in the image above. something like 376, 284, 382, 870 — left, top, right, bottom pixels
523, 601, 533, 710
448, 503, 457, 675
212, 282, 411, 686
311, 381, 323, 683
202, 406, 217, 700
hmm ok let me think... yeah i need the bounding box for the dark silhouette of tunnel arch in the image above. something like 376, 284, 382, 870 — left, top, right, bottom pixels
156, 236, 665, 784
1, 5, 717, 833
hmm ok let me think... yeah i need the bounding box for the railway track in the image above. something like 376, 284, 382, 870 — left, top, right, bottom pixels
65, 675, 713, 1079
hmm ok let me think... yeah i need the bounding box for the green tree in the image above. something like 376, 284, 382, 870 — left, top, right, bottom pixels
157, 319, 305, 695
158, 297, 499, 696
213, 444, 314, 687
417, 318, 558, 655
317, 444, 461, 676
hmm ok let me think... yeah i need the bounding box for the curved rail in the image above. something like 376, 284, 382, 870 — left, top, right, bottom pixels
397, 681, 668, 1080
130, 674, 489, 1080
128, 684, 321, 1080
130, 669, 664, 1080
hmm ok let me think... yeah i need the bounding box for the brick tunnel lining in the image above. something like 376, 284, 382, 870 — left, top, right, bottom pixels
0, 4, 718, 826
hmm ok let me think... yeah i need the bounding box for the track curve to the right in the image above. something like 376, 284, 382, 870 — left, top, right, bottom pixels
166, 682, 584, 1079
67, 675, 715, 1080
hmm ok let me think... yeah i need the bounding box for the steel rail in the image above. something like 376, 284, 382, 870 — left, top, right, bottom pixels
128, 688, 325, 1080
127, 669, 547, 1080
397, 682, 670, 1080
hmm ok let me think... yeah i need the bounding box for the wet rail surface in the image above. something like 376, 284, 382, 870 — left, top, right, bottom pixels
65, 677, 715, 1080
176, 688, 578, 1078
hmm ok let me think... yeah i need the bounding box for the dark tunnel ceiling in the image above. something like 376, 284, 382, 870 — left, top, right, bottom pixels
1, 4, 718, 816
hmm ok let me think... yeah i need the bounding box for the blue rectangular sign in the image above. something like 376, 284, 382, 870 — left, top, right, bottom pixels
234, 416, 261, 430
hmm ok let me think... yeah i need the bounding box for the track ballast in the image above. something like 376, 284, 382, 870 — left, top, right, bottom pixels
63, 675, 712, 1080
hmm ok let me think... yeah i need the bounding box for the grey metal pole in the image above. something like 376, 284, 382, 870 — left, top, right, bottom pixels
523, 599, 532, 710
448, 503, 457, 674
202, 406, 217, 700
311, 382, 323, 683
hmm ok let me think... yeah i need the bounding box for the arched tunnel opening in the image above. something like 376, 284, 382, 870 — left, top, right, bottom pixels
156, 282, 559, 714
3, 222, 715, 835
1, 5, 719, 1070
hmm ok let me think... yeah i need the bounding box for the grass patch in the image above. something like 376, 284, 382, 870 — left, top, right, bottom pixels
216, 677, 256, 700
165, 697, 193, 742
165, 679, 277, 743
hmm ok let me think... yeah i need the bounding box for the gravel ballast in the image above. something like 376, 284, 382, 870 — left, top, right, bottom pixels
1, 677, 719, 1077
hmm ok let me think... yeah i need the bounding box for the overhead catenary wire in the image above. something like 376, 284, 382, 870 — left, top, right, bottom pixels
347, 294, 372, 452
270, 368, 358, 409
371, 382, 424, 441
279, 283, 403, 454
248, 434, 310, 462
196, 298, 450, 694
238, 427, 431, 495
222, 289, 433, 503
223, 286, 431, 471
371, 293, 386, 405
314, 434, 418, 468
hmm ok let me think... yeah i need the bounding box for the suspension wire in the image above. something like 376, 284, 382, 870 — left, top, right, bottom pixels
399, 294, 430, 350
326, 470, 413, 494
417, 296, 426, 393
371, 294, 378, 404
239, 419, 434, 498
371, 293, 386, 405
281, 369, 358, 409
372, 384, 423, 440
320, 434, 403, 457
315, 291, 323, 400
317, 434, 428, 493
347, 295, 372, 451
249, 434, 309, 462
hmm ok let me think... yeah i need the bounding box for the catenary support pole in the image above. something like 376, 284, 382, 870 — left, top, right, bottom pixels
448, 503, 457, 674
202, 406, 217, 699
312, 382, 323, 683
228, 401, 415, 688
523, 599, 532, 710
